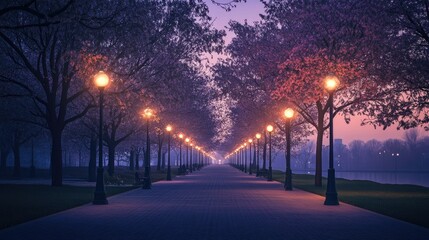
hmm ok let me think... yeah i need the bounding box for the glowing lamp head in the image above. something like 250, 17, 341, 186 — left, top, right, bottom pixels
324, 76, 339, 92
284, 108, 295, 119
190, 143, 194, 147
248, 139, 253, 143
266, 125, 274, 133
179, 133, 184, 139
94, 71, 109, 88
166, 125, 172, 132
185, 138, 190, 143
255, 133, 261, 139
142, 108, 154, 119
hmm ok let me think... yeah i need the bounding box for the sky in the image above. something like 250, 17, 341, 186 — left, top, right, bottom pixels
203, 0, 427, 145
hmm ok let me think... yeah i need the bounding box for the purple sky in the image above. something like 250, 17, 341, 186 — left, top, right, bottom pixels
204, 1, 426, 144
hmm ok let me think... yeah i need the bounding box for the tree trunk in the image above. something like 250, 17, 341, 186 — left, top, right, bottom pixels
314, 116, 324, 187
0, 148, 10, 176
135, 151, 139, 170
129, 149, 135, 171
88, 136, 97, 182
253, 143, 256, 166
162, 151, 166, 169
108, 145, 115, 176
12, 142, 20, 178
51, 130, 63, 186
157, 141, 162, 171
262, 131, 267, 170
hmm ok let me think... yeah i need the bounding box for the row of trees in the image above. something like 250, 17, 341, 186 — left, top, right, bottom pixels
288, 130, 429, 172
0, 0, 228, 186
215, 0, 429, 186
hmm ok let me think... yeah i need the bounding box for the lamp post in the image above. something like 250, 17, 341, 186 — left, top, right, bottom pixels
240, 145, 244, 171
185, 138, 190, 172
267, 125, 273, 181
248, 139, 253, 175
195, 146, 199, 170
178, 133, 184, 174
142, 108, 154, 189
255, 133, 261, 176
93, 71, 109, 205
190, 143, 193, 173
244, 143, 248, 173
262, 130, 267, 176
324, 76, 340, 205
284, 108, 295, 191
166, 125, 172, 181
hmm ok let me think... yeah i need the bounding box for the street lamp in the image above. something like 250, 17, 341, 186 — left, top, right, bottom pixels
267, 125, 274, 181
178, 133, 184, 174
248, 139, 253, 175
185, 137, 190, 172
142, 108, 154, 189
166, 125, 172, 181
324, 75, 340, 205
244, 142, 248, 173
93, 71, 109, 205
190, 143, 194, 173
255, 133, 261, 177
240, 145, 244, 171
284, 108, 295, 191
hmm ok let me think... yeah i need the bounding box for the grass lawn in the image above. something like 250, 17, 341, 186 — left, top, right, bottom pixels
0, 166, 181, 230
272, 170, 429, 229
0, 185, 137, 230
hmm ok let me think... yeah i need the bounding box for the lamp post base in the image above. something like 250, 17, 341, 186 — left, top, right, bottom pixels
324, 168, 339, 205
93, 167, 108, 205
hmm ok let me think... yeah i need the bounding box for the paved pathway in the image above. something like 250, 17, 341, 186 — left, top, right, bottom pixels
1, 164, 429, 240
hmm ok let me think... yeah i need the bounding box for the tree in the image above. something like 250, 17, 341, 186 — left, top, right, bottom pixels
262, 0, 393, 186
0, 1, 124, 186
0, 126, 12, 175
348, 140, 365, 170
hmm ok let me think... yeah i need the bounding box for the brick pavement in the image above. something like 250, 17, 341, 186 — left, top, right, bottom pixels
1, 164, 429, 240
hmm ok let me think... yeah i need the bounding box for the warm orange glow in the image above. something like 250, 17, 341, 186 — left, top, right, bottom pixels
284, 108, 295, 119
166, 125, 172, 132
248, 138, 253, 143
324, 76, 339, 92
255, 133, 261, 139
185, 138, 190, 143
94, 71, 109, 88
179, 133, 184, 139
142, 108, 154, 119
266, 125, 274, 132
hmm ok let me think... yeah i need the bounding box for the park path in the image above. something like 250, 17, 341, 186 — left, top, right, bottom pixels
1, 164, 429, 240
